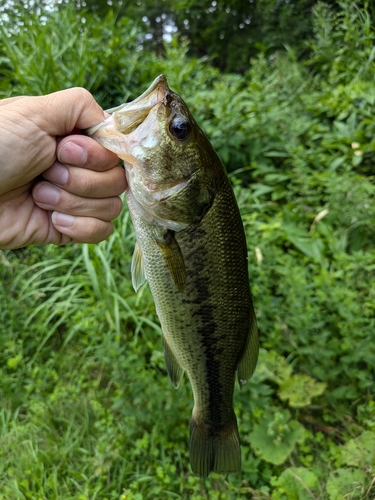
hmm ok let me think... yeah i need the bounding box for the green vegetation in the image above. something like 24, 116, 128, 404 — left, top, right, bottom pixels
1, 1, 374, 498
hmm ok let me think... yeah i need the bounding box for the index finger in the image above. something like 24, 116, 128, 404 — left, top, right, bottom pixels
57, 134, 120, 172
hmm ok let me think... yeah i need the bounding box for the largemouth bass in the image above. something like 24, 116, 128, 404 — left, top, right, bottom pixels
87, 76, 258, 478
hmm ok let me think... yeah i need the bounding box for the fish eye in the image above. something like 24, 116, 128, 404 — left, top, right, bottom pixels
169, 117, 191, 141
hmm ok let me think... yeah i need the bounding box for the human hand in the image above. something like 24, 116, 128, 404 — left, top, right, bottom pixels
0, 88, 126, 250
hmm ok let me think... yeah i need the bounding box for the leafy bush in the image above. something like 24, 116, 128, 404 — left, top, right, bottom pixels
0, 5, 141, 106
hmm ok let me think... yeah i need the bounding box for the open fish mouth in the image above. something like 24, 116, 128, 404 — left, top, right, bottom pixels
85, 74, 196, 226
85, 75, 168, 137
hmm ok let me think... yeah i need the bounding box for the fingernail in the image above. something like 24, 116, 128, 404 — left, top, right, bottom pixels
52, 212, 75, 228
34, 184, 60, 205
58, 141, 87, 166
46, 162, 69, 185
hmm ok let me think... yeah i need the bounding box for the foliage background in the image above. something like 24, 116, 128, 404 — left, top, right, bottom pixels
0, 1, 375, 499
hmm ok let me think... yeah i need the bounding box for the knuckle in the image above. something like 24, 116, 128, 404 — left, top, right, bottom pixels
85, 143, 118, 171
70, 87, 94, 104
86, 219, 113, 243
103, 221, 114, 240
114, 167, 127, 192
85, 217, 98, 235
56, 191, 79, 212
110, 196, 123, 218
80, 171, 95, 196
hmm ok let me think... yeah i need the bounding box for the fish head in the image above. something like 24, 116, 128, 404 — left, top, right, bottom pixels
88, 75, 220, 229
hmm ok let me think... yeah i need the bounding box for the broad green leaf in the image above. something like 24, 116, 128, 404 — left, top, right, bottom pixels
249, 409, 305, 465
329, 156, 346, 171
256, 349, 293, 384
263, 151, 289, 158
340, 431, 375, 468
271, 467, 319, 500
326, 468, 366, 500
252, 184, 274, 197
278, 374, 326, 408
284, 229, 326, 262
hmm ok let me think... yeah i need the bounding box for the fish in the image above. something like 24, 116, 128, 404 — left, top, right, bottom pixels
86, 75, 259, 478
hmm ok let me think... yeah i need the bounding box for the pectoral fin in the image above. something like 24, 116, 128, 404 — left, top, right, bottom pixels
155, 230, 186, 292
131, 241, 146, 292
163, 336, 184, 389
237, 314, 259, 387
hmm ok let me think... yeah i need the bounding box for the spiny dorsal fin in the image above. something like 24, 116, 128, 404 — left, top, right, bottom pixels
237, 312, 259, 388
162, 336, 184, 389
155, 230, 186, 292
131, 241, 146, 292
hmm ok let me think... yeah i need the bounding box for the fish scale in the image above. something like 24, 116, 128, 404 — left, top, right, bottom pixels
88, 75, 259, 478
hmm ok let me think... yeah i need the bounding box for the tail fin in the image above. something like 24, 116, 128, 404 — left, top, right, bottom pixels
189, 411, 241, 478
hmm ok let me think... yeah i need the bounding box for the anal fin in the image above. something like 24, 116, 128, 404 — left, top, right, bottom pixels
163, 336, 184, 389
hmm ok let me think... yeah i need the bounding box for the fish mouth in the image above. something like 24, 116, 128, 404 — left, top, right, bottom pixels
85, 75, 169, 139
85, 75, 197, 213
